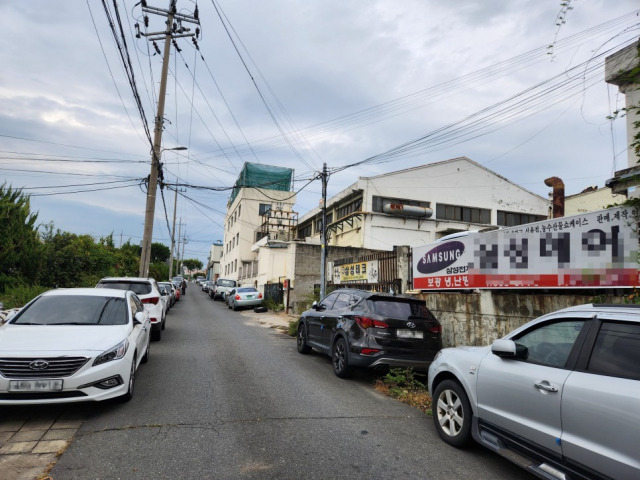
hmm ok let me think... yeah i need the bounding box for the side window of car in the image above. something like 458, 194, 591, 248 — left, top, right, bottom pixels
332, 293, 351, 310
348, 294, 362, 308
513, 320, 585, 368
132, 294, 144, 313
587, 321, 640, 381
128, 296, 137, 320
320, 292, 339, 310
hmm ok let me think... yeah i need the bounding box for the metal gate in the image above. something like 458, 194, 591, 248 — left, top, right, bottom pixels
263, 282, 283, 304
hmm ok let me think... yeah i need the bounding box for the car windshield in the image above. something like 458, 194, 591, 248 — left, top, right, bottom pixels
370, 299, 435, 320
12, 295, 128, 326
97, 281, 152, 295
218, 280, 235, 287
238, 288, 257, 293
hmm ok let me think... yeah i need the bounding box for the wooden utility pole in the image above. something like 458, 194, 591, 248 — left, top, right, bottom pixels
138, 0, 199, 277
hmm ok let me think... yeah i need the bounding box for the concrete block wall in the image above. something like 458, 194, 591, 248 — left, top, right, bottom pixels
419, 290, 629, 348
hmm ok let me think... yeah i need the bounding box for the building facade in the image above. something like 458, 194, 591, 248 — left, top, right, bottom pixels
296, 157, 550, 250
220, 163, 296, 284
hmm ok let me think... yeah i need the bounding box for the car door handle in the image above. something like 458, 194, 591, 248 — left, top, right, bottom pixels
534, 382, 558, 393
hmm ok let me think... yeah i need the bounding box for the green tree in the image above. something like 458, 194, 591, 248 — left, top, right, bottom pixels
182, 258, 203, 271
0, 184, 42, 292
151, 242, 171, 263
39, 228, 116, 288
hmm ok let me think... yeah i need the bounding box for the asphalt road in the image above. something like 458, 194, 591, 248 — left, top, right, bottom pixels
17, 288, 530, 479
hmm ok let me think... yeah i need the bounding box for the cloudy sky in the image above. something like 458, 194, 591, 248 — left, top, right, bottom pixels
2, 1, 639, 264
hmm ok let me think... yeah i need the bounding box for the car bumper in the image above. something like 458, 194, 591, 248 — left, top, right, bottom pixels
0, 357, 134, 405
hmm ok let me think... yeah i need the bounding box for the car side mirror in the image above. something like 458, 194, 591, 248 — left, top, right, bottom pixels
134, 311, 146, 324
491, 339, 528, 359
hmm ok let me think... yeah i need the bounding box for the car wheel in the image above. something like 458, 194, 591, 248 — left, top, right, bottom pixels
141, 337, 150, 364
433, 380, 472, 448
161, 314, 166, 331
233, 302, 238, 311
151, 325, 162, 341
120, 356, 136, 402
297, 323, 311, 354
332, 337, 352, 378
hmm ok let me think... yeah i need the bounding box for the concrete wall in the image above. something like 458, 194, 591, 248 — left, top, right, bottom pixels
565, 187, 626, 216
419, 290, 629, 348
290, 243, 382, 314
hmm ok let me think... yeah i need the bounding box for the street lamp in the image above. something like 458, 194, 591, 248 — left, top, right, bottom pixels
139, 146, 187, 279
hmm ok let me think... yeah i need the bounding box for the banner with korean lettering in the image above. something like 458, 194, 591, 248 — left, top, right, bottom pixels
333, 260, 379, 284
413, 207, 640, 290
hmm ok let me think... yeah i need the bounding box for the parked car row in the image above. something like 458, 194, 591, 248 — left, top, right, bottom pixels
294, 290, 640, 479
0, 276, 185, 405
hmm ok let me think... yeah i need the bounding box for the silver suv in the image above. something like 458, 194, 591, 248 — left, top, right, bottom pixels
97, 277, 165, 341
428, 303, 640, 479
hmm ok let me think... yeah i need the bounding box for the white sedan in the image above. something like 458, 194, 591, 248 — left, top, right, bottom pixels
0, 288, 151, 404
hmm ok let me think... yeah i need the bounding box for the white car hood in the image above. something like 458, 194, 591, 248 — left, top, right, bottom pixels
0, 325, 130, 355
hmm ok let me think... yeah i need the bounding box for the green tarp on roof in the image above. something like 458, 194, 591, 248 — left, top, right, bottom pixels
229, 163, 294, 205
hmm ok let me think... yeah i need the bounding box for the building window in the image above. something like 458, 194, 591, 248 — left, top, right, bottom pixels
315, 213, 333, 233
259, 203, 271, 216
298, 223, 312, 239
436, 203, 490, 224
372, 196, 430, 213
336, 198, 363, 220
497, 210, 547, 227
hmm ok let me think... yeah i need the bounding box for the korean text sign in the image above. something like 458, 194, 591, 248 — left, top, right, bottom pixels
413, 207, 639, 290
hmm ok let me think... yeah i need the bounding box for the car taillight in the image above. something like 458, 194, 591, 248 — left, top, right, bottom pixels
235, 294, 241, 300
360, 348, 381, 355
354, 316, 388, 329
429, 325, 442, 334
142, 297, 159, 305
258, 293, 263, 299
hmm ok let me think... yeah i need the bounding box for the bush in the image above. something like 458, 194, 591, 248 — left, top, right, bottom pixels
287, 318, 298, 337
374, 368, 433, 415
0, 284, 49, 309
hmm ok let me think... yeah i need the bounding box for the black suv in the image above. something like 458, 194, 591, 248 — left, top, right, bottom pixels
296, 289, 442, 377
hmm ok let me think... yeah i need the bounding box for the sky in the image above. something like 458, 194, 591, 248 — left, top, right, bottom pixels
1, 1, 639, 265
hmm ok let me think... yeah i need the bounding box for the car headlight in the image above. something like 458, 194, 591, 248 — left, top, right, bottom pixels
94, 339, 129, 366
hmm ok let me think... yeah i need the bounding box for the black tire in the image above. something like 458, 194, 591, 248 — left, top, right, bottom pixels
297, 323, 312, 354
151, 325, 162, 341
141, 337, 150, 364
233, 303, 238, 311
228, 302, 232, 309
432, 380, 473, 448
120, 356, 136, 402
332, 337, 352, 378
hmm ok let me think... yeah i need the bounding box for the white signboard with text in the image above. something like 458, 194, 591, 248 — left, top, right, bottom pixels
413, 207, 639, 290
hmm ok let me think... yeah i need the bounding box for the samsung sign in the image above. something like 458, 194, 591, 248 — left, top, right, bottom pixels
413, 207, 640, 290
417, 242, 465, 274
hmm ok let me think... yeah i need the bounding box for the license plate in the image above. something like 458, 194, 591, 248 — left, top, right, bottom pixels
246, 295, 254, 299
397, 329, 424, 339
9, 379, 63, 392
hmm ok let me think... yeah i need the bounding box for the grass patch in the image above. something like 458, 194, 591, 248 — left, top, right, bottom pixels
287, 319, 299, 336
374, 368, 433, 415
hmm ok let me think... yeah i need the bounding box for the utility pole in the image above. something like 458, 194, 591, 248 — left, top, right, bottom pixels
319, 163, 328, 300
168, 181, 187, 279
175, 217, 182, 277
137, 1, 199, 278
168, 186, 178, 280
